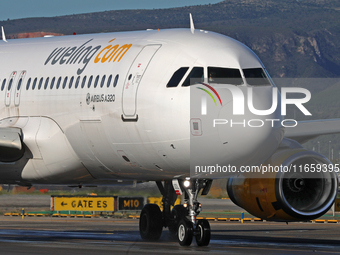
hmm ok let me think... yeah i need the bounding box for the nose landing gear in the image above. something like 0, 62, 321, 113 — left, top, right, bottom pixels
176, 179, 212, 246
139, 179, 212, 246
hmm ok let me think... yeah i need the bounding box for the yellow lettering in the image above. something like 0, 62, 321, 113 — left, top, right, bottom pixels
109, 44, 132, 62
123, 200, 130, 208
134, 200, 139, 208
94, 45, 112, 63
94, 38, 132, 64
102, 45, 119, 63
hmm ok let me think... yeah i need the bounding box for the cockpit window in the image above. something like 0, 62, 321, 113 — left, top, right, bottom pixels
182, 67, 204, 86
208, 67, 243, 85
243, 68, 271, 86
166, 67, 189, 88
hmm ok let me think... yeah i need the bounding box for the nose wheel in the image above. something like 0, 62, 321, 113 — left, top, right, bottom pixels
195, 219, 211, 246
176, 218, 211, 246
174, 179, 212, 246
177, 219, 193, 246
168, 204, 188, 235
139, 179, 212, 246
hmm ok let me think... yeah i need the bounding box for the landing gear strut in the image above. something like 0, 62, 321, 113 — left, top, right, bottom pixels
139, 179, 212, 246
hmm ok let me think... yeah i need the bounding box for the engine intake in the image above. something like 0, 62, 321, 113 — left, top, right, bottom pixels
227, 148, 338, 221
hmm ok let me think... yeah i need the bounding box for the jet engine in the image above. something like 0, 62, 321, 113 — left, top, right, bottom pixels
227, 139, 338, 221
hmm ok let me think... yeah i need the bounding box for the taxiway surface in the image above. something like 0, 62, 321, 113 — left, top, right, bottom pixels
0, 216, 339, 255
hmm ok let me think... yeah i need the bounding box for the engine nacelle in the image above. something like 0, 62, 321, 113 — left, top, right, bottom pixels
227, 143, 338, 221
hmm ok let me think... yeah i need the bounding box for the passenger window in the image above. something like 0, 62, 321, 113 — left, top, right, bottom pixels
26, 78, 31, 90
75, 76, 80, 89
243, 68, 271, 86
88, 76, 93, 88
167, 67, 189, 87
1, 79, 6, 91
107, 75, 112, 88
100, 75, 106, 88
50, 77, 55, 89
94, 75, 99, 88
44, 77, 49, 90
113, 75, 119, 87
62, 77, 68, 89
8, 79, 13, 91
32, 78, 37, 90
69, 76, 74, 89
208, 67, 243, 85
17, 78, 23, 90
182, 67, 204, 87
81, 76, 87, 88
56, 77, 62, 89
38, 78, 43, 90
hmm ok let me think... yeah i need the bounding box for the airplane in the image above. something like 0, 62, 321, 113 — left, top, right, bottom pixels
0, 15, 338, 246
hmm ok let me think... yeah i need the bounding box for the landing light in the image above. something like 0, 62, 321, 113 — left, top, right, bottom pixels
184, 180, 190, 188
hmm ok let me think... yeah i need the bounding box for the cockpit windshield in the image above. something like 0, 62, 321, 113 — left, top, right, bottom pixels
208, 67, 243, 85
182, 67, 204, 86
165, 66, 272, 88
243, 68, 271, 86
166, 67, 189, 87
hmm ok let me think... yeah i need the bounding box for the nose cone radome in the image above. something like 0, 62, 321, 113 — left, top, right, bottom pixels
190, 86, 284, 178
218, 86, 284, 166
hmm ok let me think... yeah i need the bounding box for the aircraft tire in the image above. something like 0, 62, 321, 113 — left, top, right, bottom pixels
195, 219, 210, 246
177, 219, 193, 246
169, 205, 188, 235
139, 204, 163, 240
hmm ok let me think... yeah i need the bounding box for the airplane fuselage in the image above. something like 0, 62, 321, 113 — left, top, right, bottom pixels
0, 28, 283, 185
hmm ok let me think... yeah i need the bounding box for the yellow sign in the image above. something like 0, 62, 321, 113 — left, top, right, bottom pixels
147, 196, 181, 211
54, 197, 114, 211
335, 198, 340, 212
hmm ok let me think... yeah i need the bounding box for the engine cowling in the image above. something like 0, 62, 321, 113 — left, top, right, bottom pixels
227, 144, 338, 221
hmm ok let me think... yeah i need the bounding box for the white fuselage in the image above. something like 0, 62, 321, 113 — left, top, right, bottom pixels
0, 28, 283, 185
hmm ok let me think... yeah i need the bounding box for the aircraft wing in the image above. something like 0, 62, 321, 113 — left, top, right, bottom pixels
284, 119, 340, 144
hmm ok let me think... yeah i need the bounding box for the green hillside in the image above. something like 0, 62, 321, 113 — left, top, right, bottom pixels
1, 0, 340, 78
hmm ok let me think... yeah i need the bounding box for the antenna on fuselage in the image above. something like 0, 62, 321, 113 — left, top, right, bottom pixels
1, 26, 7, 42
189, 13, 195, 34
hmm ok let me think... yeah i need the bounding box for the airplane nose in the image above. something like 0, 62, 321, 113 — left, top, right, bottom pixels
216, 86, 284, 167
190, 85, 284, 178
216, 100, 284, 167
